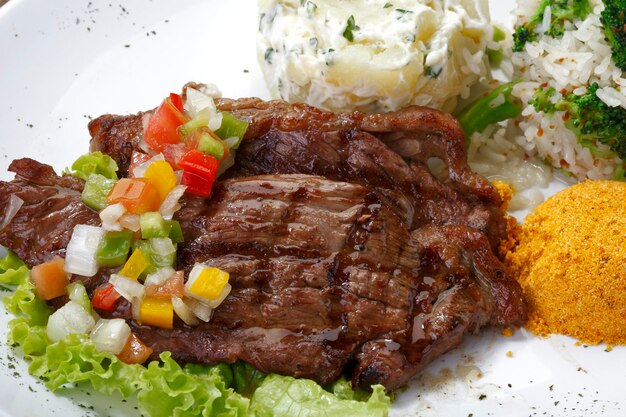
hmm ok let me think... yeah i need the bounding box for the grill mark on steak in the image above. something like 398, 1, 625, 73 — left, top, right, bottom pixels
0, 163, 526, 390
88, 96, 505, 250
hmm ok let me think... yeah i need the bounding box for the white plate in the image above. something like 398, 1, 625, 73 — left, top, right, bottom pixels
0, 1, 623, 416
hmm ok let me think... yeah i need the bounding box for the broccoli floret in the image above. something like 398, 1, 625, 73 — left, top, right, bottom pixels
513, 0, 592, 52
457, 80, 523, 145
529, 85, 558, 113
600, 0, 626, 71
530, 83, 626, 160
513, 25, 537, 52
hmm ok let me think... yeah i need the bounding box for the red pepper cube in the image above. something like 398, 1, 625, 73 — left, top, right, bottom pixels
181, 170, 214, 197
91, 283, 122, 312
179, 150, 219, 198
107, 178, 161, 214
143, 97, 189, 152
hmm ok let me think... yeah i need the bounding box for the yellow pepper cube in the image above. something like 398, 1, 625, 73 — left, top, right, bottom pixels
144, 160, 177, 202
189, 267, 229, 301
139, 296, 173, 329
119, 249, 149, 281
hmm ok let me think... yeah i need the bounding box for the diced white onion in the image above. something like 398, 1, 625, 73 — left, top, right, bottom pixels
0, 245, 7, 259
208, 112, 223, 132
46, 301, 96, 342
139, 114, 153, 153
119, 213, 141, 232
172, 296, 200, 326
144, 267, 175, 287
184, 87, 216, 117
222, 136, 239, 149
0, 195, 24, 229
185, 263, 205, 289
198, 83, 222, 98
216, 151, 235, 178
184, 87, 223, 131
89, 318, 131, 355
64, 225, 105, 277
185, 297, 214, 323
100, 203, 127, 231
159, 185, 186, 221
150, 238, 176, 256
131, 297, 142, 322
67, 282, 91, 312
132, 153, 166, 179
109, 274, 145, 301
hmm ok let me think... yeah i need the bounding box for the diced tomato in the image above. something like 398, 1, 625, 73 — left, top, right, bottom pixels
143, 97, 189, 152
107, 178, 161, 214
169, 93, 184, 113
31, 257, 70, 301
145, 271, 184, 299
128, 151, 151, 178
91, 283, 122, 312
161, 143, 188, 170
117, 333, 153, 365
179, 150, 219, 198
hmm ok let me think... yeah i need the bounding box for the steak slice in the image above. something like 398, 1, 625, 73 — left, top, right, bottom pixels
0, 164, 526, 390
0, 158, 99, 266
88, 94, 506, 251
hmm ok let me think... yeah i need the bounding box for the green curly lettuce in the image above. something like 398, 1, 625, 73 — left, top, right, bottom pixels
66, 151, 119, 181
0, 251, 391, 417
251, 375, 390, 417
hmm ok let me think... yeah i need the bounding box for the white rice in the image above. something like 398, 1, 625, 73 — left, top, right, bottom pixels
510, 0, 625, 180
468, 0, 626, 211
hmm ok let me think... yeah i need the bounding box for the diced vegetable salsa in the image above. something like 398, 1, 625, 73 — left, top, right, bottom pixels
22, 87, 249, 366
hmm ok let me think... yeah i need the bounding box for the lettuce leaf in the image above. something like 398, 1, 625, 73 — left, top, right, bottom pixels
0, 251, 391, 416
251, 375, 390, 417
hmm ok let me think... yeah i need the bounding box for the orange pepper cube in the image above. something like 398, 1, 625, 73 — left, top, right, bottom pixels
107, 178, 161, 214
139, 297, 173, 329
31, 257, 70, 301
144, 160, 177, 201
189, 268, 229, 301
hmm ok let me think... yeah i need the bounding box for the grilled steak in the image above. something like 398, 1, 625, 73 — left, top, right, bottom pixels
0, 159, 99, 266
89, 94, 506, 251
0, 158, 526, 391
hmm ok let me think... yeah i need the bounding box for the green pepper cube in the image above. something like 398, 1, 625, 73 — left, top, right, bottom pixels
140, 212, 169, 239
179, 109, 212, 138
82, 174, 116, 211
167, 220, 184, 243
197, 131, 225, 160
133, 239, 176, 275
215, 112, 248, 149
97, 230, 132, 268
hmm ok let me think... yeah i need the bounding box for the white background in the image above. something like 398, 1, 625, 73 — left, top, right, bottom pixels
0, 0, 624, 416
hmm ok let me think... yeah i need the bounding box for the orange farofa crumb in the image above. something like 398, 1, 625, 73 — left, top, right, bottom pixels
492, 180, 521, 258
505, 180, 626, 345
